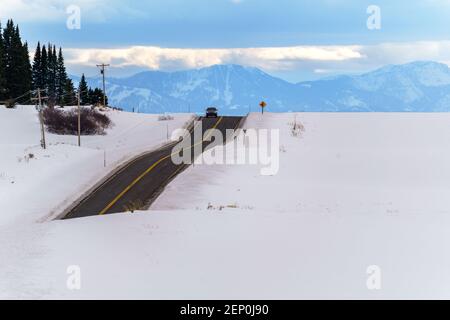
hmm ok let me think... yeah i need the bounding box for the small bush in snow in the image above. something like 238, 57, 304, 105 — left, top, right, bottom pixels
288, 115, 305, 137
158, 114, 174, 121
17, 153, 36, 163
4, 99, 16, 109
123, 199, 145, 213
42, 107, 112, 135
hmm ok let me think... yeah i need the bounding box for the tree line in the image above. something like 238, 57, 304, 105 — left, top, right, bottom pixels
0, 20, 31, 102
0, 19, 107, 107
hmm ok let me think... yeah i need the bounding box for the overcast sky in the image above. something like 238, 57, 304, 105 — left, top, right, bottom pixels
1, 0, 450, 81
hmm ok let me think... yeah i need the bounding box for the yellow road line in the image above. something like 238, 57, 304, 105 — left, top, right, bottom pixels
99, 117, 223, 215
68, 117, 203, 218
186, 116, 223, 153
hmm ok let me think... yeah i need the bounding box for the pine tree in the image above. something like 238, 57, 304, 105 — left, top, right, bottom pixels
89, 87, 108, 106
63, 78, 76, 106
20, 41, 32, 96
78, 74, 89, 105
2, 20, 13, 95
32, 42, 42, 90
47, 44, 57, 105
0, 22, 6, 100
87, 88, 94, 104
40, 44, 48, 94
2, 20, 32, 99
56, 47, 68, 106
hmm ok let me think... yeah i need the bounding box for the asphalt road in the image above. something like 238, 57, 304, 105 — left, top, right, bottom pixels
63, 116, 243, 219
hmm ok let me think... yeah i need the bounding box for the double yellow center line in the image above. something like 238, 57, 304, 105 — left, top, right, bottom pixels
99, 117, 223, 215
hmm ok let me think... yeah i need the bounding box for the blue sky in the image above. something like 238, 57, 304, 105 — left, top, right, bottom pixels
2, 0, 450, 81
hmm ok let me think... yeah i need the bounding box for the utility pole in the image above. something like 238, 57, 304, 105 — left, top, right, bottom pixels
96, 63, 110, 108
77, 90, 81, 147
38, 89, 46, 149
31, 89, 48, 149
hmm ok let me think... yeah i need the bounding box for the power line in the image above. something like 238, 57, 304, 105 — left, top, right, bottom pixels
0, 90, 33, 105
96, 63, 110, 108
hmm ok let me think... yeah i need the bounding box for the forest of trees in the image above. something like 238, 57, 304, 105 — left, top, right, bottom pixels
78, 74, 108, 106
0, 20, 32, 102
0, 19, 107, 107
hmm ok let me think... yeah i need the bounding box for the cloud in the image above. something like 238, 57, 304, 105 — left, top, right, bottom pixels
62, 41, 450, 81
64, 45, 364, 72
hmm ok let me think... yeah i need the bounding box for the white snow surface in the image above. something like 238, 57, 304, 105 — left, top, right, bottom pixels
0, 105, 192, 225
2, 110, 450, 299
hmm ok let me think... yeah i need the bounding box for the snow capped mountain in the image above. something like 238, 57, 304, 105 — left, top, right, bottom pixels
299, 61, 450, 112
74, 61, 450, 114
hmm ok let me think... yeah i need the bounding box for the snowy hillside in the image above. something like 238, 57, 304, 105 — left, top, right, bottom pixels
76, 61, 450, 114
3, 111, 450, 298
0, 106, 192, 225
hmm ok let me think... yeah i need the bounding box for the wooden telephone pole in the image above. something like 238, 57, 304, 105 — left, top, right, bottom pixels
77, 90, 81, 147
31, 88, 48, 149
96, 63, 110, 107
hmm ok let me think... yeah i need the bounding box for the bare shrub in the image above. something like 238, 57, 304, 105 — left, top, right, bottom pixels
4, 99, 16, 109
42, 107, 112, 135
158, 114, 174, 121
288, 114, 305, 137
123, 199, 145, 213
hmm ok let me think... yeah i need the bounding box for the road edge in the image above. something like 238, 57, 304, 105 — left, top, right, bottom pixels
49, 115, 198, 221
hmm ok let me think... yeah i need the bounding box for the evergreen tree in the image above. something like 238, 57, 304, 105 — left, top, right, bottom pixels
0, 19, 76, 106
47, 44, 57, 105
0, 19, 89, 107
40, 44, 48, 94
20, 41, 32, 96
1, 20, 32, 99
56, 47, 68, 106
0, 22, 6, 100
2, 20, 13, 97
32, 42, 42, 90
78, 74, 89, 105
89, 87, 108, 106
87, 88, 94, 104
63, 78, 76, 106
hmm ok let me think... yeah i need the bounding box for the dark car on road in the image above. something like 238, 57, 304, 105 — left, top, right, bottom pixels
205, 107, 218, 118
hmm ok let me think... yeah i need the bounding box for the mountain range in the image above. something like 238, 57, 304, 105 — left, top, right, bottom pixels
73, 61, 450, 114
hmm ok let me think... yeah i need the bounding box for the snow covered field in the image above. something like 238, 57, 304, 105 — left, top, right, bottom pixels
0, 106, 192, 225
2, 110, 450, 299
155, 112, 450, 215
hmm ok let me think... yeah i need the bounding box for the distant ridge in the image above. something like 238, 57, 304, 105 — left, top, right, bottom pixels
72, 61, 450, 114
